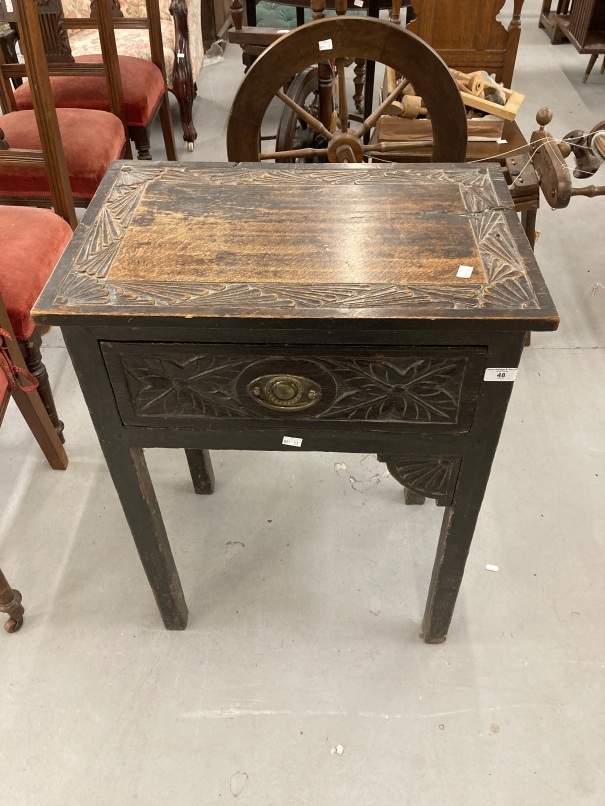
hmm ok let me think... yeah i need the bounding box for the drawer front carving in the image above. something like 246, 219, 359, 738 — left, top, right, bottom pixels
101, 343, 487, 432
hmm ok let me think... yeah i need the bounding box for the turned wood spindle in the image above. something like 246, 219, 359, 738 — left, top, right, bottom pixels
230, 0, 244, 31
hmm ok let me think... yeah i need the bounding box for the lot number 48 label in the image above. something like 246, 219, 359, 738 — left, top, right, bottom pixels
484, 368, 518, 382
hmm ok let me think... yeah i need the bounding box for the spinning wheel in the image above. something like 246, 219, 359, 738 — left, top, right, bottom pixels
274, 67, 321, 162
227, 17, 468, 164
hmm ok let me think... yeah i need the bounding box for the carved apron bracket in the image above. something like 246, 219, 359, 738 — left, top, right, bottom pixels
378, 455, 461, 507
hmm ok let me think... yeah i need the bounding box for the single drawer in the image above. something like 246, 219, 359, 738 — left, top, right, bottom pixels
101, 343, 487, 433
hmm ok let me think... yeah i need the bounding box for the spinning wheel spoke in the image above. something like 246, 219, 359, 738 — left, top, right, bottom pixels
356, 77, 410, 139
276, 89, 333, 142
364, 140, 434, 154
336, 58, 349, 133
260, 148, 329, 161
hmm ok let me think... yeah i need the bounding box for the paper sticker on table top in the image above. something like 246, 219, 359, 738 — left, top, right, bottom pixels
283, 436, 303, 447
319, 39, 333, 51
484, 368, 518, 382
456, 265, 474, 278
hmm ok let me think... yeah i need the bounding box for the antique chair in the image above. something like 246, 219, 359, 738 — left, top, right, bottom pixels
8, 0, 177, 160
407, 0, 525, 88
59, 0, 203, 149
0, 0, 130, 207
0, 0, 92, 443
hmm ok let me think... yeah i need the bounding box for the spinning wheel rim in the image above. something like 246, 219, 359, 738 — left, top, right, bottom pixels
227, 17, 468, 164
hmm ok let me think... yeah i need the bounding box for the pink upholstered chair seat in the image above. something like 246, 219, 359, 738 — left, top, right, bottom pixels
0, 108, 125, 200
0, 207, 73, 340
14, 55, 166, 128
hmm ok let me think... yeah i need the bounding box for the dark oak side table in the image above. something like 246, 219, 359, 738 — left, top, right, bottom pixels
33, 162, 558, 643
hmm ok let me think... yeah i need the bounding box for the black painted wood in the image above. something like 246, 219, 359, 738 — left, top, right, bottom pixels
185, 449, 215, 494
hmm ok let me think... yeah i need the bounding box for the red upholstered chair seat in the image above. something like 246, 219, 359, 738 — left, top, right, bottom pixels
0, 207, 73, 340
14, 55, 165, 128
0, 108, 125, 200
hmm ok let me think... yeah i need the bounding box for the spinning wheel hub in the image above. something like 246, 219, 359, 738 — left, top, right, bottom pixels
327, 131, 364, 163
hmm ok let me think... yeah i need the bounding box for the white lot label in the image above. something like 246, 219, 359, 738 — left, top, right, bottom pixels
354, 0, 364, 6
497, 138, 508, 144
283, 436, 303, 447
177, 52, 185, 58
319, 39, 333, 51
277, 29, 289, 33
484, 368, 518, 382
5, 0, 13, 10
456, 265, 474, 278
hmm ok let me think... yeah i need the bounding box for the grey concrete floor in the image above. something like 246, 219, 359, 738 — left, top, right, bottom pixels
2, 1, 605, 802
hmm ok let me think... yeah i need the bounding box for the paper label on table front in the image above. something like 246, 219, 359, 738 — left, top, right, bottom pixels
283, 436, 303, 447
318, 39, 333, 51
354, 0, 364, 6
5, 0, 13, 10
456, 265, 474, 278
484, 368, 518, 382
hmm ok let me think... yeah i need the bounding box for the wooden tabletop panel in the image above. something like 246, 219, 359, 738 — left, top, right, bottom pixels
33, 162, 559, 331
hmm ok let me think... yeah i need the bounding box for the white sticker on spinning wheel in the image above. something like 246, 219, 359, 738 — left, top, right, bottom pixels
319, 39, 333, 51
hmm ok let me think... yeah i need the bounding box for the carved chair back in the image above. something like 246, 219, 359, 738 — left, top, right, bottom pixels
0, 0, 77, 226
0, 0, 132, 158
407, 0, 525, 88
1, 0, 170, 92
61, 0, 173, 87
62, 0, 172, 23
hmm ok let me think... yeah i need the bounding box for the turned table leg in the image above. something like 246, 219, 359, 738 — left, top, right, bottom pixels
185, 449, 215, 495
0, 567, 24, 633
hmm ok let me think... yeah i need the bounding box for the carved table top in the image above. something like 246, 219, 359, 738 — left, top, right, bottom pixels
34, 162, 559, 332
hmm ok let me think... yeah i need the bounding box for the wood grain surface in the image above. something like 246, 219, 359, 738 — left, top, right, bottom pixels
33, 162, 559, 331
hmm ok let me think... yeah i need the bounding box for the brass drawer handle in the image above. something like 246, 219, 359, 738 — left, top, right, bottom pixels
248, 373, 322, 411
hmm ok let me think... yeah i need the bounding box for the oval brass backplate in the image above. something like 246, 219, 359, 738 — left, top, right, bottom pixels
247, 373, 322, 411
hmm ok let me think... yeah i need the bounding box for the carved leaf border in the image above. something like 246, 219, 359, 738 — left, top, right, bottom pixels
54, 164, 538, 311
121, 353, 469, 425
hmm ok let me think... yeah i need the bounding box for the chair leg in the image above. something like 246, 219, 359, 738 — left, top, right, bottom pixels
158, 93, 178, 161
0, 567, 24, 633
171, 78, 197, 151
583, 54, 598, 83
130, 125, 153, 160
18, 328, 65, 444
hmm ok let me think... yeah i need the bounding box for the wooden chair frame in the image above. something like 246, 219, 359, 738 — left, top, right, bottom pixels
407, 0, 525, 89
1, 0, 177, 160
0, 0, 132, 211
0, 292, 69, 633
